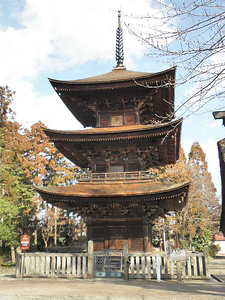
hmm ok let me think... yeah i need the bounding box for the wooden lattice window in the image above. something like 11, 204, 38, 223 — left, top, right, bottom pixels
110, 114, 123, 126
109, 165, 124, 173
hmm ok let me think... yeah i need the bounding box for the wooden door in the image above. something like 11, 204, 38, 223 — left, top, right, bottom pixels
108, 226, 126, 250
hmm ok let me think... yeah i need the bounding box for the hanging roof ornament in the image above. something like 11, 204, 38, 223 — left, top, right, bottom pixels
115, 10, 125, 68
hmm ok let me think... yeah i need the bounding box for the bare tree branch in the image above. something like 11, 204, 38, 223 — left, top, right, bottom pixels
126, 0, 225, 119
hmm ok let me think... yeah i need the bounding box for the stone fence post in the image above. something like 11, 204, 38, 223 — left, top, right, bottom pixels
87, 241, 93, 279
204, 247, 210, 279
123, 240, 129, 280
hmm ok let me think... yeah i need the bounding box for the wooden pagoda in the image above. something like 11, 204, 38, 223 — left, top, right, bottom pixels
36, 12, 190, 252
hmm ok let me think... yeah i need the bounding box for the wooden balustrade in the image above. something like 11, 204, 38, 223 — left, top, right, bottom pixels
79, 171, 155, 183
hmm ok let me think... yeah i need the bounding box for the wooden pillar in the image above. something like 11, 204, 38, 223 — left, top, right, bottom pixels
134, 109, 140, 124
86, 220, 92, 243
143, 224, 149, 253
96, 112, 100, 127
143, 222, 153, 253
148, 223, 153, 252
104, 225, 109, 249
140, 161, 145, 171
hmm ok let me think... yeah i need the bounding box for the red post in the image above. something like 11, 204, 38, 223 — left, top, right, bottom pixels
20, 234, 30, 280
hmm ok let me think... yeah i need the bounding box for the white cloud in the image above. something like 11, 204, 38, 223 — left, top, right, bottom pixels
10, 80, 83, 130
1, 0, 169, 130
203, 118, 221, 129
181, 139, 192, 159
0, 0, 165, 124
0, 0, 171, 85
0, 0, 155, 86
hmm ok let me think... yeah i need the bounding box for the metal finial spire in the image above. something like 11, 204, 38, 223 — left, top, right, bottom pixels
115, 10, 124, 68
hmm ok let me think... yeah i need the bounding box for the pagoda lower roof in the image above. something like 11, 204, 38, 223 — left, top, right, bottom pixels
36, 180, 189, 198
36, 180, 190, 214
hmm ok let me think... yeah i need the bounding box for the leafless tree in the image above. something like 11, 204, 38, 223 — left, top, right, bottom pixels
126, 0, 225, 119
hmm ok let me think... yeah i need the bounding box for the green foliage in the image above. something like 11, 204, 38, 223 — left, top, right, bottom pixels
209, 243, 220, 257
58, 221, 76, 246
191, 227, 212, 252
0, 197, 19, 247
0, 85, 81, 253
0, 86, 34, 250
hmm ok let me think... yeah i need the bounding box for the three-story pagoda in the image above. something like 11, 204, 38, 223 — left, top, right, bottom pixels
37, 12, 190, 252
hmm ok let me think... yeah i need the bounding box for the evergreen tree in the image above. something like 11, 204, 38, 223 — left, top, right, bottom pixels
152, 143, 220, 254
181, 142, 220, 251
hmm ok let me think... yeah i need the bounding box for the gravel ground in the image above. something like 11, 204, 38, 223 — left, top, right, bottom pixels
0, 259, 224, 300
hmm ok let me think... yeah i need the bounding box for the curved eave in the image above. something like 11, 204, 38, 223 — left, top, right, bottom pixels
43, 119, 182, 167
43, 118, 182, 142
35, 180, 190, 201
48, 67, 176, 92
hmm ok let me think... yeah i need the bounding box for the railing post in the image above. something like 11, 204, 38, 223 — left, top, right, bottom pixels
87, 240, 93, 279
176, 261, 182, 281
124, 240, 129, 280
15, 250, 21, 278
156, 254, 161, 282
204, 247, 210, 279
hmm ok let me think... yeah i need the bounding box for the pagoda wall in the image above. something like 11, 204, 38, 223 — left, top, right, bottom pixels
86, 220, 152, 252
99, 110, 136, 127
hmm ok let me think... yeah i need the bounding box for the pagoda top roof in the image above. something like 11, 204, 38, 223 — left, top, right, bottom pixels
49, 66, 176, 87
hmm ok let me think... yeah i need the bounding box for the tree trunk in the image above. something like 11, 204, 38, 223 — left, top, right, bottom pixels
54, 207, 57, 246
11, 245, 15, 263
34, 196, 38, 251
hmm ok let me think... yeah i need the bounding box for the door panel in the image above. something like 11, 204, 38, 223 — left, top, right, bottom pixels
108, 226, 126, 250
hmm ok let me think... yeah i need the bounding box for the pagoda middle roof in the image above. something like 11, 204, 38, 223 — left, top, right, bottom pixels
43, 119, 182, 167
44, 118, 182, 140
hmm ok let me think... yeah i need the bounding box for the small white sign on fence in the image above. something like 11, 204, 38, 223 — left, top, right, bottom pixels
169, 249, 189, 261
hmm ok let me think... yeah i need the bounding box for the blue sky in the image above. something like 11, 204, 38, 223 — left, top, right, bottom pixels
1, 0, 224, 196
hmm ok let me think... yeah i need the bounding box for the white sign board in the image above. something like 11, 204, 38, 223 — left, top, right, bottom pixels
169, 249, 189, 261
